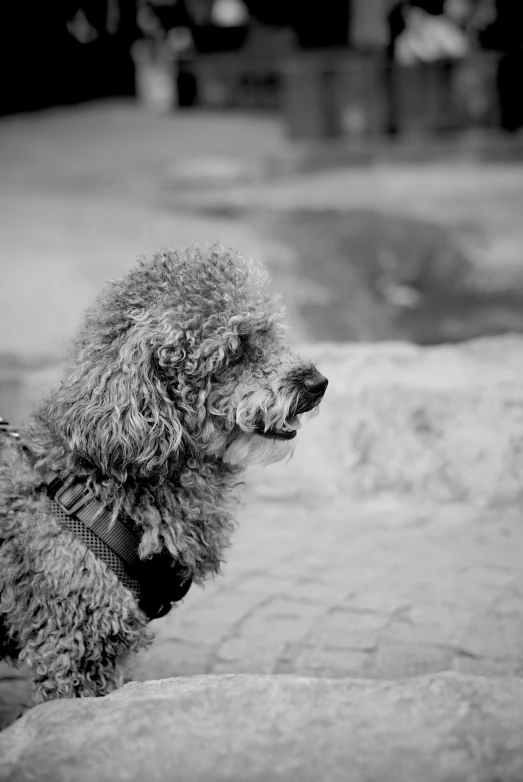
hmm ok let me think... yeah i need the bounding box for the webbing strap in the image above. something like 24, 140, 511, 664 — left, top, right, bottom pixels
45, 494, 142, 597
54, 480, 141, 567
1, 417, 193, 621
46, 475, 193, 620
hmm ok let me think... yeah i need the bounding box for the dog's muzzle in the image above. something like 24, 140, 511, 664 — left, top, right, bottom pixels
295, 369, 329, 415
255, 368, 328, 441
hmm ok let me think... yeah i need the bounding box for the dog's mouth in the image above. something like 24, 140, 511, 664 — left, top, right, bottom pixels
254, 390, 324, 441
255, 416, 301, 441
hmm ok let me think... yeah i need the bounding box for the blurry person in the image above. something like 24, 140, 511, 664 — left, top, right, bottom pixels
386, 1, 446, 62
476, 0, 523, 131
210, 0, 249, 27
392, 1, 468, 65
385, 0, 468, 134
133, 0, 197, 109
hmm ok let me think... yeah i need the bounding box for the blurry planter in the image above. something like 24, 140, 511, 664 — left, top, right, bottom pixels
282, 52, 503, 141
192, 25, 248, 54
282, 55, 342, 139
177, 58, 198, 107
453, 53, 500, 128
132, 41, 176, 113
193, 52, 280, 109
386, 61, 457, 135
282, 52, 382, 140
386, 55, 501, 135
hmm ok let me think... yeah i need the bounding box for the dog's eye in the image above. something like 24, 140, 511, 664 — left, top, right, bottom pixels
229, 342, 245, 365
230, 334, 255, 365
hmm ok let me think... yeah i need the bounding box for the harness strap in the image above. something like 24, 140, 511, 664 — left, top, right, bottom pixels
45, 493, 142, 599
46, 474, 192, 620
1, 417, 192, 620
47, 476, 141, 569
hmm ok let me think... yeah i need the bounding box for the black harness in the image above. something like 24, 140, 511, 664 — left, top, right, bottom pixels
0, 417, 192, 620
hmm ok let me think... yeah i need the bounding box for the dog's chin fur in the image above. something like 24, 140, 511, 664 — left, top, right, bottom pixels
222, 432, 296, 467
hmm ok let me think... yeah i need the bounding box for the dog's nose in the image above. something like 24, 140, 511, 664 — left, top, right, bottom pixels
303, 370, 328, 397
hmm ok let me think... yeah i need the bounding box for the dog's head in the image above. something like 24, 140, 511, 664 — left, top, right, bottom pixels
46, 246, 327, 481
190, 307, 328, 469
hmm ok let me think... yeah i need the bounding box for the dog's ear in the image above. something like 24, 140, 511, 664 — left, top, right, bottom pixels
49, 330, 185, 483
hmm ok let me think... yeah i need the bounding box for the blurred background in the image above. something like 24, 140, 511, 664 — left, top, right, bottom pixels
1, 0, 523, 418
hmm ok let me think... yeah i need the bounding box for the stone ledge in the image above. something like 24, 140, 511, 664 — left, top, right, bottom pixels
249, 336, 523, 506
1, 672, 522, 782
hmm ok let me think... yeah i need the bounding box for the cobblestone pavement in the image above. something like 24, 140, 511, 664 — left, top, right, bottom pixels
3, 490, 521, 725
130, 493, 523, 682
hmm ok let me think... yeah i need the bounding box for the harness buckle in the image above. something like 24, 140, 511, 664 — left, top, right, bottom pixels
52, 478, 96, 517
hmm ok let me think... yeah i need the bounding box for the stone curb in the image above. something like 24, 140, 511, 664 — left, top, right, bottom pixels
1, 672, 522, 782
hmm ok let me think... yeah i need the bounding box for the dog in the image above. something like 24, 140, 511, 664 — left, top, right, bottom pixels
0, 245, 327, 703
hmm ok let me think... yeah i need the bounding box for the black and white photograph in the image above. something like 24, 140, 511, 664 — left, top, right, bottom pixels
1, 1, 523, 780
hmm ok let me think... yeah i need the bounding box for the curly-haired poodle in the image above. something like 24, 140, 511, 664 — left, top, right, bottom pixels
0, 245, 327, 704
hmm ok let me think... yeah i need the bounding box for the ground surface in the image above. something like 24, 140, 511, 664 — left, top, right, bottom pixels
3, 674, 523, 782
1, 101, 523, 727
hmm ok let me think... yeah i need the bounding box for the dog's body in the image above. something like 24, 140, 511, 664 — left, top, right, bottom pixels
0, 246, 327, 703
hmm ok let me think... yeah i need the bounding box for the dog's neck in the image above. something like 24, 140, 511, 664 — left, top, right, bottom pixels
26, 416, 242, 583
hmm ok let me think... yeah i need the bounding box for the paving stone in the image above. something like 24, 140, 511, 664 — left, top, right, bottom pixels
380, 605, 479, 649
131, 641, 216, 681
346, 588, 414, 616
214, 597, 326, 673
453, 613, 523, 660
451, 656, 523, 678
314, 609, 386, 651
371, 643, 455, 678
293, 646, 373, 678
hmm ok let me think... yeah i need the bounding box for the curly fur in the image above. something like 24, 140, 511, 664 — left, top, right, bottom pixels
0, 244, 325, 704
